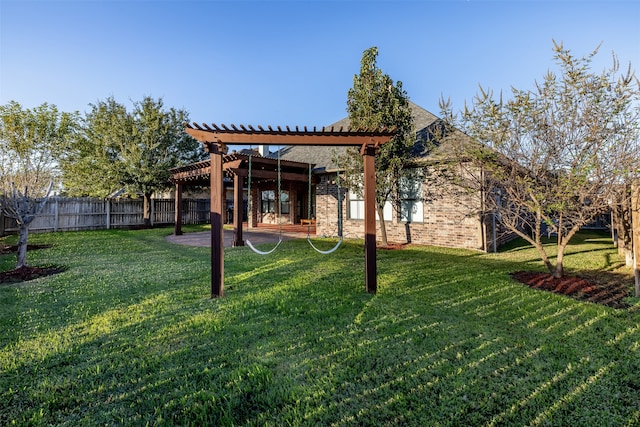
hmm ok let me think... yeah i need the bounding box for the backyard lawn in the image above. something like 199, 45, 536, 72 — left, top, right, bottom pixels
1, 226, 639, 426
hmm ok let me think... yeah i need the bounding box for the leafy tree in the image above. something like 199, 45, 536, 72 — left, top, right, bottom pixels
62, 96, 204, 226
439, 41, 640, 278
342, 47, 415, 246
0, 101, 78, 268
60, 97, 130, 198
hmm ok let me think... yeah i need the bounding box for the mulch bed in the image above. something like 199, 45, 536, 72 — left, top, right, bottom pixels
0, 243, 65, 284
0, 265, 67, 284
511, 271, 632, 309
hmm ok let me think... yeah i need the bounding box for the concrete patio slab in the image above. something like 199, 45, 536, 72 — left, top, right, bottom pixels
165, 229, 307, 248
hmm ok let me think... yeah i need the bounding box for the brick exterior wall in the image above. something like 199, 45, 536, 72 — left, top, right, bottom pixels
314, 174, 342, 236
314, 171, 516, 252
238, 162, 519, 252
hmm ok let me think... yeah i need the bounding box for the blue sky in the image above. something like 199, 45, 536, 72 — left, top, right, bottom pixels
1, 0, 639, 128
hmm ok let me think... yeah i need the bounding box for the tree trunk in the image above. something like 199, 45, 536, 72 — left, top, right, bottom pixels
553, 250, 565, 279
618, 186, 634, 266
535, 244, 555, 276
16, 224, 29, 269
376, 205, 388, 247
534, 234, 565, 278
143, 193, 152, 228
631, 180, 639, 297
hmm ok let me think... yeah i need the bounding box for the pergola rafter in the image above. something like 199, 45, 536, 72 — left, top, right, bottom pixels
186, 123, 395, 151
184, 123, 395, 298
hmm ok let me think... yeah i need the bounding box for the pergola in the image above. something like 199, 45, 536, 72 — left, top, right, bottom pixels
184, 123, 395, 298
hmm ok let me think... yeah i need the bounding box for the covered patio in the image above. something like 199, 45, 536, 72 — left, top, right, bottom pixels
170, 151, 317, 246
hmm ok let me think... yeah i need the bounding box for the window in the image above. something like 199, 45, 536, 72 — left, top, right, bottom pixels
382, 201, 393, 221
348, 189, 364, 220
261, 190, 289, 214
280, 191, 290, 215
348, 188, 392, 221
399, 173, 423, 223
261, 190, 275, 213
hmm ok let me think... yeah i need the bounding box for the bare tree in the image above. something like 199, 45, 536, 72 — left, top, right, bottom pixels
0, 101, 77, 269
439, 41, 640, 278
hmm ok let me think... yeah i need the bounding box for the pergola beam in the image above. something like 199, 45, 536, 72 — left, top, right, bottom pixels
186, 125, 393, 148
170, 157, 314, 183
230, 168, 311, 182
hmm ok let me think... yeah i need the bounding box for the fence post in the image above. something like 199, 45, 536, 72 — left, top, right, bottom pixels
53, 197, 59, 232
150, 198, 155, 227
106, 199, 111, 230
0, 210, 5, 237
174, 183, 183, 235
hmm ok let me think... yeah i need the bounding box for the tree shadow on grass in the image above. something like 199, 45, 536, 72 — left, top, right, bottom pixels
466, 231, 635, 309
3, 238, 640, 425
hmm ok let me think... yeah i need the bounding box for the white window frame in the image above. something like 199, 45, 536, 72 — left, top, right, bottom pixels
348, 188, 393, 221
399, 172, 423, 223
348, 189, 364, 220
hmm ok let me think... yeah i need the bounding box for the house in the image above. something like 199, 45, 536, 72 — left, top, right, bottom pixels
277, 102, 514, 251
169, 102, 515, 252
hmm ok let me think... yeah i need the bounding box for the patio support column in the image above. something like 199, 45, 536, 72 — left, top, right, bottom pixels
174, 182, 183, 236
362, 144, 378, 294
208, 143, 225, 298
233, 173, 244, 246
247, 186, 254, 228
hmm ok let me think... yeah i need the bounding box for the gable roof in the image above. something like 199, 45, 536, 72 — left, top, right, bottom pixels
278, 101, 442, 172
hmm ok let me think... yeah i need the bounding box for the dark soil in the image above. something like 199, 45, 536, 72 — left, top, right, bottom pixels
511, 271, 633, 309
0, 243, 64, 284
0, 265, 67, 284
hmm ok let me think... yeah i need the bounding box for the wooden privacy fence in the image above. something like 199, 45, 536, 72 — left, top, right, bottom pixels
0, 197, 210, 236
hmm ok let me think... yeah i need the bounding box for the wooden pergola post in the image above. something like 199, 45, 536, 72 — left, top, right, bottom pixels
208, 143, 226, 298
174, 182, 183, 236
363, 144, 378, 294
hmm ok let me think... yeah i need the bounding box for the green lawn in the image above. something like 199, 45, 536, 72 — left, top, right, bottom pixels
1, 227, 639, 426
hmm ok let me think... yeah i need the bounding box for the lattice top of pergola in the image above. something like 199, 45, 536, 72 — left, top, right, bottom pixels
187, 122, 395, 134
185, 123, 396, 152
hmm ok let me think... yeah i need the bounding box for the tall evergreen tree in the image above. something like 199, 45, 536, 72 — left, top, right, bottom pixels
343, 47, 415, 246
62, 96, 205, 226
